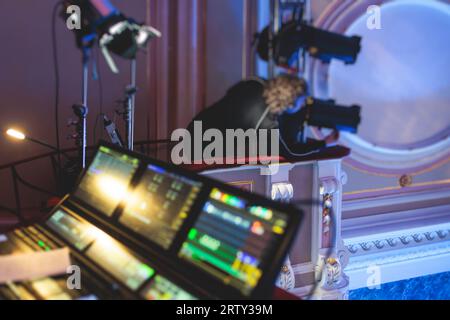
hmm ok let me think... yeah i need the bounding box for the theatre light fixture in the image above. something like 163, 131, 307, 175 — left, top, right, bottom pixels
64, 0, 161, 73
257, 21, 362, 66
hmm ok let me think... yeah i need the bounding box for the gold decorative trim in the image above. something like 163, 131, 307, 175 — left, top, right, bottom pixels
344, 179, 450, 196
343, 155, 450, 178
227, 180, 254, 192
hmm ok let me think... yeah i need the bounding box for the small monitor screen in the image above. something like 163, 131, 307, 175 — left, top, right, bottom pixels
141, 275, 197, 300
46, 209, 96, 251
178, 188, 289, 296
74, 146, 140, 216
86, 229, 155, 291
119, 164, 202, 249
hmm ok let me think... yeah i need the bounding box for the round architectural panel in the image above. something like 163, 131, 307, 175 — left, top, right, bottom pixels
313, 0, 450, 174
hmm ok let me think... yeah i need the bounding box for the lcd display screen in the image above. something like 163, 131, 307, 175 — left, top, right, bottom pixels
86, 229, 155, 291
74, 146, 140, 216
119, 164, 202, 249
178, 188, 289, 296
46, 209, 96, 251
141, 275, 197, 300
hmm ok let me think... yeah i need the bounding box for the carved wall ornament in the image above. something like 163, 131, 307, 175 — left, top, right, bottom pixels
437, 230, 449, 239
319, 256, 349, 292
348, 245, 359, 254
412, 234, 423, 243
360, 242, 374, 251
399, 175, 413, 188
337, 246, 350, 269
320, 178, 339, 195
322, 194, 334, 236
374, 240, 386, 249
346, 228, 450, 255
400, 236, 412, 245
346, 242, 450, 274
276, 256, 296, 291
271, 182, 294, 203
424, 232, 436, 241
387, 238, 398, 247
271, 184, 296, 291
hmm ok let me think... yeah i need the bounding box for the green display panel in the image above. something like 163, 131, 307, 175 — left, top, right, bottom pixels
141, 276, 197, 300
74, 146, 140, 216
86, 229, 155, 291
119, 164, 202, 249
179, 188, 288, 296
46, 210, 96, 251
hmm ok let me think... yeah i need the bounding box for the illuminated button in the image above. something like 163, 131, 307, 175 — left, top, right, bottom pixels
211, 189, 222, 200
27, 227, 40, 235
272, 226, 285, 235
138, 264, 155, 279
99, 146, 111, 153
31, 279, 63, 299
198, 234, 221, 251
48, 293, 72, 300
275, 219, 287, 228
249, 206, 273, 221
188, 229, 198, 240
6, 283, 36, 300
251, 221, 265, 236
77, 295, 99, 300
179, 212, 188, 219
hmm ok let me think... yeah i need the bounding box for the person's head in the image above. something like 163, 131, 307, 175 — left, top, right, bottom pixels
263, 74, 308, 115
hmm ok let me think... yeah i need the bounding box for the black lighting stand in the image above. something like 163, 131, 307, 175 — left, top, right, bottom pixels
116, 59, 138, 151
72, 103, 88, 169
268, 0, 309, 78
126, 59, 137, 151
68, 46, 90, 169
79, 47, 90, 169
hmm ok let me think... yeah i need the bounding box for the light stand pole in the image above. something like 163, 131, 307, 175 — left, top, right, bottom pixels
268, 0, 281, 79
72, 46, 90, 169
81, 47, 90, 169
125, 58, 137, 151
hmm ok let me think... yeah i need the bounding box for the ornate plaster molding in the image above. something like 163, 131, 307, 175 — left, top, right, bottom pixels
346, 226, 450, 255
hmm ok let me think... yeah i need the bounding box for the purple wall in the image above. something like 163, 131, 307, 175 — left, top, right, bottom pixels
0, 0, 251, 210
0, 1, 153, 167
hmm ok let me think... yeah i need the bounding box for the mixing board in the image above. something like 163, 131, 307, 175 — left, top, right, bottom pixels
0, 143, 303, 300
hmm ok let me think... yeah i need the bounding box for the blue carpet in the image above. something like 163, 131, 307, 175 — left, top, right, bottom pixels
350, 272, 450, 300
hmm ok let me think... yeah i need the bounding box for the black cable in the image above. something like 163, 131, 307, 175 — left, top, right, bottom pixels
52, 1, 64, 173
93, 113, 106, 145
98, 47, 104, 119
93, 46, 105, 144
14, 170, 57, 197
0, 205, 17, 216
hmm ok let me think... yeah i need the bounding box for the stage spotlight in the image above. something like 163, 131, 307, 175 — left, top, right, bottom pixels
63, 0, 161, 73
257, 21, 362, 66
304, 98, 362, 134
